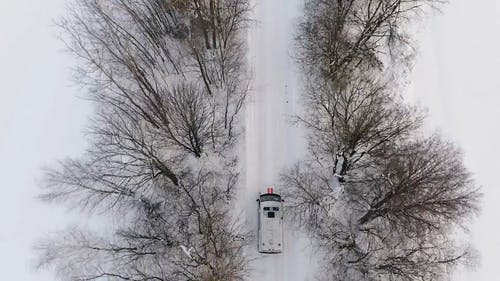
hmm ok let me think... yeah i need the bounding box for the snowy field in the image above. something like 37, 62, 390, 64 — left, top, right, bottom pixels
0, 0, 500, 280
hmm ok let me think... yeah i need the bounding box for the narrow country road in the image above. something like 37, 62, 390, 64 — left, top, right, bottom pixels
245, 0, 315, 280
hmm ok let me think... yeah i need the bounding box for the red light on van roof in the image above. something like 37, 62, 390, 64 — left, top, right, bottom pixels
267, 187, 273, 194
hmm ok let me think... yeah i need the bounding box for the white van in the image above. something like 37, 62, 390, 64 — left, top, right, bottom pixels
257, 188, 284, 253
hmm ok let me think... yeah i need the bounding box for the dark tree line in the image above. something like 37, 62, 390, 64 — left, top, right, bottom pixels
36, 0, 251, 280
284, 0, 480, 280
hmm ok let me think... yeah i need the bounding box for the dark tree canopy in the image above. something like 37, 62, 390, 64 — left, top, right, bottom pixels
37, 1, 251, 280
284, 0, 480, 280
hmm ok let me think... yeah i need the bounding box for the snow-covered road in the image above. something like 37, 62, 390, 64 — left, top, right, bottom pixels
245, 0, 315, 280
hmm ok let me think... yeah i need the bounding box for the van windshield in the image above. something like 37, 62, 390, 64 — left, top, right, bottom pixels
260, 194, 281, 202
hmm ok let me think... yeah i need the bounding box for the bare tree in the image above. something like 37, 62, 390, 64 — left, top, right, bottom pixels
37, 0, 251, 280
296, 76, 423, 181
284, 135, 479, 281
296, 0, 437, 79
38, 159, 249, 280
285, 0, 480, 280
60, 0, 249, 151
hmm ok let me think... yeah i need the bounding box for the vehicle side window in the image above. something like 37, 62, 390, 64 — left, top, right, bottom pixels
267, 211, 275, 218
263, 207, 270, 211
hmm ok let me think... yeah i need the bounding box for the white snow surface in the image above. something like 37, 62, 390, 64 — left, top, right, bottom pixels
244, 0, 317, 280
